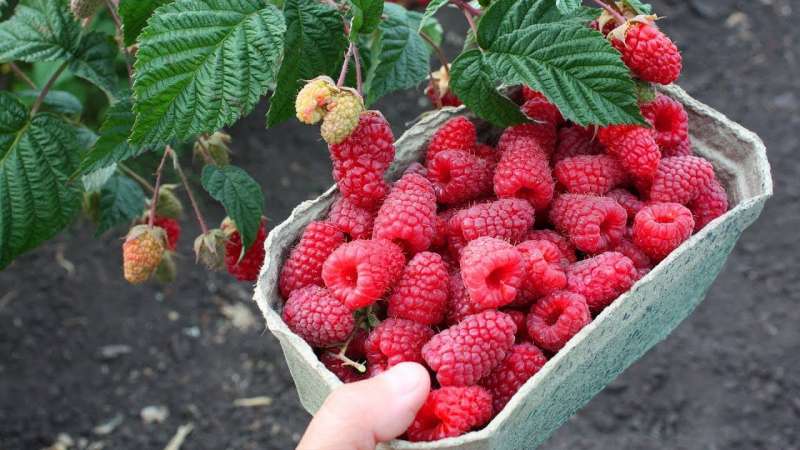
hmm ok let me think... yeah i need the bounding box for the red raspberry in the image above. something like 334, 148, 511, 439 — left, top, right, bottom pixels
497, 123, 556, 155
150, 216, 180, 251
425, 82, 462, 108
365, 318, 434, 375
521, 95, 563, 127
649, 156, 715, 204
404, 162, 428, 177
473, 143, 498, 161
632, 202, 694, 261
322, 239, 405, 310
641, 94, 689, 152
524, 229, 577, 263
553, 125, 604, 163
599, 125, 661, 183
427, 116, 477, 161
662, 137, 693, 158
494, 144, 555, 211
406, 386, 493, 442
373, 173, 437, 253
282, 286, 354, 347
422, 310, 517, 386
333, 165, 389, 210
516, 240, 568, 304
607, 188, 645, 220
612, 22, 682, 85
502, 309, 530, 342
459, 237, 525, 309
224, 218, 267, 282
554, 155, 627, 195
279, 221, 345, 298
431, 209, 456, 249
327, 196, 376, 240
319, 351, 366, 383
613, 234, 652, 270
688, 178, 728, 231
549, 194, 627, 254
387, 252, 449, 325
566, 252, 637, 312
449, 199, 535, 247
526, 291, 591, 352
479, 343, 548, 414
445, 270, 485, 325
426, 150, 493, 205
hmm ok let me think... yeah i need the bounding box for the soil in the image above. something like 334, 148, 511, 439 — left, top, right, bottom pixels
1, 1, 799, 449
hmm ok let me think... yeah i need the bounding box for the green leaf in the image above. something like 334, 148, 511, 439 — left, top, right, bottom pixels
201, 164, 263, 251
96, 173, 146, 235
349, 0, 383, 35
118, 0, 172, 47
363, 3, 430, 105
0, 92, 82, 269
130, 0, 286, 146
82, 164, 117, 192
555, 0, 581, 15
418, 0, 448, 32
68, 31, 120, 99
419, 15, 443, 49
622, 0, 652, 15
266, 0, 347, 127
17, 89, 83, 115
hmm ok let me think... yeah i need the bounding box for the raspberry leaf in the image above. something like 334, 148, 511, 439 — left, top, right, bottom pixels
201, 165, 264, 251
418, 0, 449, 32
349, 0, 383, 35
622, 0, 653, 15
555, 0, 582, 15
267, 0, 347, 127
118, 0, 172, 47
0, 93, 82, 269
130, 0, 286, 146
96, 174, 147, 236
16, 89, 83, 115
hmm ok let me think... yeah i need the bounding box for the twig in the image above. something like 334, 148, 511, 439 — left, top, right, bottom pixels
460, 6, 479, 37
163, 423, 194, 450
119, 163, 155, 193
233, 396, 273, 408
9, 63, 36, 89
30, 61, 68, 117
452, 0, 481, 16
592, 0, 626, 24
420, 31, 450, 76
352, 44, 363, 96
169, 150, 209, 235
337, 42, 354, 88
105, 0, 133, 80
148, 148, 171, 227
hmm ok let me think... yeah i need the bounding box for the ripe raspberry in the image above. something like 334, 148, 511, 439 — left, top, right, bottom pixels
425, 65, 462, 108
688, 178, 729, 231
449, 199, 535, 246
335, 166, 389, 210
553, 125, 604, 163
599, 125, 661, 183
372, 173, 437, 253
649, 156, 715, 204
321, 239, 405, 310
151, 216, 180, 251
365, 318, 434, 374
223, 217, 268, 282
279, 221, 345, 299
521, 95, 563, 127
319, 351, 366, 383
494, 144, 555, 211
516, 240, 568, 304
502, 309, 530, 342
387, 252, 449, 325
474, 143, 498, 161
641, 94, 689, 152
295, 76, 337, 124
524, 229, 577, 263
70, 0, 103, 19
497, 123, 556, 155
327, 196, 376, 240
549, 194, 628, 254
406, 386, 493, 442
431, 209, 456, 249
404, 162, 428, 177
427, 116, 477, 161
445, 270, 485, 325
320, 90, 365, 145
611, 21, 682, 85
460, 237, 525, 309
426, 150, 493, 205
663, 137, 693, 158
282, 286, 354, 347
526, 291, 591, 352
554, 155, 627, 195
122, 225, 166, 284
479, 343, 548, 414
566, 252, 637, 312
632, 202, 694, 261
613, 234, 652, 270
607, 188, 645, 220
422, 310, 517, 386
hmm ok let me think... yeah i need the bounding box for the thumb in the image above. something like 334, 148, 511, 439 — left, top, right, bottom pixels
297, 362, 431, 450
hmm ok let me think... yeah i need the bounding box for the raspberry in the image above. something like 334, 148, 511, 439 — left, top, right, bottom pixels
526, 291, 591, 352
387, 252, 449, 325
493, 144, 555, 210
279, 221, 345, 299
149, 216, 180, 251
194, 131, 231, 166
425, 65, 462, 108
154, 185, 184, 219
431, 209, 456, 249
549, 194, 627, 254
404, 162, 428, 177
632, 202, 694, 261
566, 252, 637, 312
607, 188, 645, 220
406, 386, 493, 442
502, 309, 530, 342
295, 76, 337, 124
372, 173, 437, 253
649, 156, 715, 204
122, 225, 166, 284
327, 196, 376, 240
612, 21, 682, 85
641, 94, 689, 152
521, 95, 563, 127
422, 310, 517, 386
320, 90, 365, 145
426, 150, 493, 205
365, 318, 434, 375
663, 137, 693, 158
599, 125, 661, 183
193, 229, 227, 271
335, 166, 389, 210
688, 178, 728, 231
460, 237, 525, 309
321, 239, 405, 310
319, 352, 366, 383
70, 0, 103, 19
282, 286, 354, 347
497, 123, 556, 155
516, 240, 568, 304
474, 143, 498, 161
449, 199, 535, 247
426, 116, 477, 161
554, 155, 627, 195
613, 234, 652, 270
524, 229, 577, 263
553, 125, 604, 163
445, 270, 485, 325
479, 343, 548, 414
223, 217, 268, 282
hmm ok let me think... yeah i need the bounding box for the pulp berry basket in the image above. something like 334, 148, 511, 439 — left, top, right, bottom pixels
253, 85, 772, 450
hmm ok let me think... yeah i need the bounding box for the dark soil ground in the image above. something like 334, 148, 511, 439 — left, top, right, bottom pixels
1, 1, 799, 449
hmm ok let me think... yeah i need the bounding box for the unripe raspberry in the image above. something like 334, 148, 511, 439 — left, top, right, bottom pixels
122, 224, 167, 284
82, 191, 100, 223
295, 76, 338, 124
194, 131, 232, 166
154, 184, 184, 219
193, 229, 227, 271
70, 0, 103, 19
321, 90, 365, 145
155, 251, 177, 284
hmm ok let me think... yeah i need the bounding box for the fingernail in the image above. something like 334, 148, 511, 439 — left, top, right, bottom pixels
382, 363, 428, 398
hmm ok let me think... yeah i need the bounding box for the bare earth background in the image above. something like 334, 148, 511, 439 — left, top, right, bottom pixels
1, 0, 799, 449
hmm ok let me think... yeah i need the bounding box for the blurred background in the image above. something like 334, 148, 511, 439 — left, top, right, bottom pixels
1, 0, 798, 449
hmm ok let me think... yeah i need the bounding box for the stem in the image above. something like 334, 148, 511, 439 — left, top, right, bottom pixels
337, 42, 354, 88
352, 44, 363, 96
460, 6, 479, 37
334, 337, 367, 373
592, 0, 626, 24
9, 63, 36, 89
452, 0, 481, 16
148, 148, 171, 227
170, 150, 209, 235
119, 163, 155, 193
30, 61, 68, 117
420, 32, 449, 76
105, 0, 133, 80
